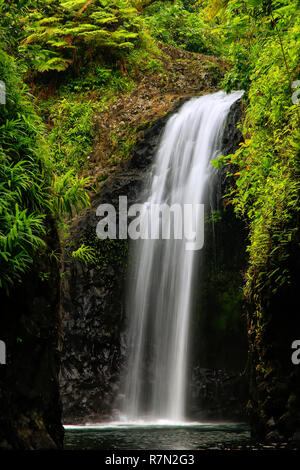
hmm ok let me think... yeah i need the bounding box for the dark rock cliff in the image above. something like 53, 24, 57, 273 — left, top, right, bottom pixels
0, 216, 64, 450
187, 96, 249, 421
247, 233, 300, 442
60, 95, 248, 424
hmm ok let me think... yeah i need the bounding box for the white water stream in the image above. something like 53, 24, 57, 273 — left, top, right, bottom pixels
121, 91, 243, 423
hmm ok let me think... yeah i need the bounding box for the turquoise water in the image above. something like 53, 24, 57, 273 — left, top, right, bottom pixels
64, 422, 251, 450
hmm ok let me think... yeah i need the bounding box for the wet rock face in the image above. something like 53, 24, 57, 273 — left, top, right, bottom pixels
60, 97, 247, 424
129, 97, 191, 170
221, 97, 243, 157
188, 367, 248, 421
60, 108, 176, 423
0, 216, 63, 450
187, 97, 248, 420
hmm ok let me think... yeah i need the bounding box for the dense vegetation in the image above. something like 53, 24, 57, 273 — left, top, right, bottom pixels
0, 0, 299, 328
0, 47, 90, 292
208, 0, 299, 324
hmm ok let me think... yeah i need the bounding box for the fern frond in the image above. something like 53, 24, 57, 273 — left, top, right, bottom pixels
35, 57, 72, 72
71, 243, 97, 265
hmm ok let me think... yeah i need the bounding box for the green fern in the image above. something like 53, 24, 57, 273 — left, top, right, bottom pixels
19, 0, 142, 73
51, 170, 90, 217
71, 242, 97, 265
0, 49, 92, 293
35, 57, 71, 72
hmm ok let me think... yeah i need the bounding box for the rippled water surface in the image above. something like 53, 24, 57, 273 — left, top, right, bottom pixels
64, 422, 251, 450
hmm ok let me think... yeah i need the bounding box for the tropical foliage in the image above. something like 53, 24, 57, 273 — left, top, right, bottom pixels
19, 0, 143, 73
144, 1, 215, 54
209, 0, 299, 310
0, 0, 299, 308
0, 48, 89, 292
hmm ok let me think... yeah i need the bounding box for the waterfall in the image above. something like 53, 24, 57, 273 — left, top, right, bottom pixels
120, 90, 244, 423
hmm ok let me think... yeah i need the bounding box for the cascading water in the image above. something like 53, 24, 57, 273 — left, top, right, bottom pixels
120, 90, 244, 423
